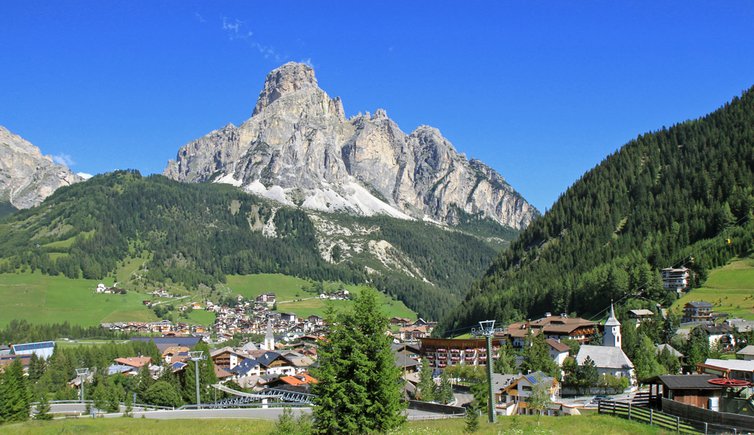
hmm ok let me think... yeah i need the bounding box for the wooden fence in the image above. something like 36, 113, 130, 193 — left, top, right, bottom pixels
597, 399, 698, 434
661, 398, 754, 434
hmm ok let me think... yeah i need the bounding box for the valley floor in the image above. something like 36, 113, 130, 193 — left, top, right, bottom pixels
4, 414, 667, 434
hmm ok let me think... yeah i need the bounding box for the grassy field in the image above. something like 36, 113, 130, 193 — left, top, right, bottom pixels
0, 271, 411, 328
673, 256, 754, 319
0, 272, 157, 328
3, 414, 667, 434
225, 274, 416, 319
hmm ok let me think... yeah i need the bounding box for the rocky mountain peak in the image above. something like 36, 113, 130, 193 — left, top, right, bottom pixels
253, 62, 319, 116
166, 63, 538, 230
0, 125, 82, 209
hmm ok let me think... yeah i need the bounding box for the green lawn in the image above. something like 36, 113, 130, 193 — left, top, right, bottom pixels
673, 256, 754, 319
225, 274, 416, 319
185, 308, 216, 326
3, 414, 667, 434
0, 272, 157, 327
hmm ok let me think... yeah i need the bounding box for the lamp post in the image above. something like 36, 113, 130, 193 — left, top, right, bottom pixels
188, 351, 205, 409
75, 368, 90, 403
474, 320, 497, 423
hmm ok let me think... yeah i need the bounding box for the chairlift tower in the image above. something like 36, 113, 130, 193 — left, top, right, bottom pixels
189, 351, 205, 409
473, 320, 499, 423
75, 367, 90, 402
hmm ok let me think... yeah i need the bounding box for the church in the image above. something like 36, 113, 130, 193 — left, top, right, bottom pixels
575, 304, 636, 385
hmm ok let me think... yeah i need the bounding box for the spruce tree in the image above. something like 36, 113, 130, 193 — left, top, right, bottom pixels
35, 394, 52, 420
416, 358, 435, 402
435, 371, 454, 405
521, 332, 557, 376
0, 359, 31, 423
312, 288, 406, 433
494, 342, 517, 374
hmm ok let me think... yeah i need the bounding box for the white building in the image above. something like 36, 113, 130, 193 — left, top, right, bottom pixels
575, 304, 635, 384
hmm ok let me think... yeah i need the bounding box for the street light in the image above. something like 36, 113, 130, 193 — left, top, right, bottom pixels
188, 351, 205, 409
474, 320, 497, 423
75, 368, 90, 403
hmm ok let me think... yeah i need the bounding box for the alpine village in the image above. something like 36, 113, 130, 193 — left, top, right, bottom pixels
2, 5, 754, 435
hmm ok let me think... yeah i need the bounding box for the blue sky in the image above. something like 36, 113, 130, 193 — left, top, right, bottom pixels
1, 1, 753, 211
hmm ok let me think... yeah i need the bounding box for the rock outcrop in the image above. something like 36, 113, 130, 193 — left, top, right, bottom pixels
165, 62, 537, 229
0, 126, 82, 209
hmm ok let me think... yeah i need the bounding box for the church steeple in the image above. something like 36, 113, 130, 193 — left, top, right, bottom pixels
603, 302, 622, 348
263, 321, 275, 351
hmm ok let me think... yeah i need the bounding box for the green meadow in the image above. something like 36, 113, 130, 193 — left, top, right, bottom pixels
0, 272, 157, 327
3, 414, 667, 434
673, 256, 754, 320
224, 273, 416, 319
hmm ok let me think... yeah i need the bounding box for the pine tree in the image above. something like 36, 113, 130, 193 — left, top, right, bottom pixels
435, 371, 454, 405
494, 342, 517, 374
464, 405, 480, 433
34, 393, 52, 420
416, 358, 435, 402
0, 359, 31, 423
521, 332, 557, 376
312, 288, 406, 433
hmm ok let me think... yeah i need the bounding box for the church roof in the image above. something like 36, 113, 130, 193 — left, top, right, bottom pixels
604, 303, 621, 327
576, 345, 634, 369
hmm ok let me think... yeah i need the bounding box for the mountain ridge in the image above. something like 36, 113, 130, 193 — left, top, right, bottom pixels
165, 62, 537, 230
0, 126, 82, 209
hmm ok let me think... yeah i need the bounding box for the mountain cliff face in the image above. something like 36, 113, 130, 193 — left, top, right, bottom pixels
165, 62, 537, 229
0, 126, 82, 209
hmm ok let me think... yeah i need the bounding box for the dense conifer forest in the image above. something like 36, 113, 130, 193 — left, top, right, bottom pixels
0, 172, 510, 320
440, 86, 754, 334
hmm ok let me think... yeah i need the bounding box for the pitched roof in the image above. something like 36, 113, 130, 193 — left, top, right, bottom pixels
545, 338, 570, 353
629, 309, 655, 317
162, 346, 190, 356
649, 374, 722, 390
576, 345, 634, 369
702, 358, 754, 372
656, 343, 684, 358
737, 345, 754, 356
686, 301, 713, 308
114, 356, 151, 368
279, 373, 318, 386
214, 365, 234, 379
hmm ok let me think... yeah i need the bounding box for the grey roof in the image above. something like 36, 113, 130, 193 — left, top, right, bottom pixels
686, 301, 713, 308
576, 345, 634, 369
393, 350, 420, 369
629, 309, 655, 317
656, 343, 684, 358
604, 304, 620, 327
737, 345, 754, 356
649, 374, 722, 390
491, 373, 518, 392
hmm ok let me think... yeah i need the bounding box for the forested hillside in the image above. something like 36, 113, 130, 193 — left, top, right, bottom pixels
0, 171, 508, 320
441, 86, 754, 334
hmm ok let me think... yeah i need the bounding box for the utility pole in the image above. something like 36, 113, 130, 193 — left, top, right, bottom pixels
75, 367, 89, 403
475, 320, 497, 423
188, 351, 205, 409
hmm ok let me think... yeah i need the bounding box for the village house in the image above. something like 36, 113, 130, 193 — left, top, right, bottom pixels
736, 345, 754, 361
661, 267, 691, 294
161, 346, 190, 364
628, 308, 655, 326
399, 325, 431, 342
647, 374, 724, 410
546, 339, 570, 367
498, 371, 560, 415
505, 314, 598, 349
683, 301, 714, 323
210, 347, 248, 370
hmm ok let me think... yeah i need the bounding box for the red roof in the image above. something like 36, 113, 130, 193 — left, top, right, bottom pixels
279, 373, 318, 386
114, 356, 151, 368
